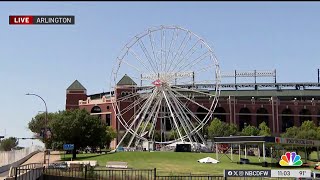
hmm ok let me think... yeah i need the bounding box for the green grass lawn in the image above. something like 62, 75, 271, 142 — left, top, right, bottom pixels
59, 151, 319, 175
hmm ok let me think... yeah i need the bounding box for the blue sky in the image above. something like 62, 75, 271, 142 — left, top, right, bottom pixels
1, 2, 320, 147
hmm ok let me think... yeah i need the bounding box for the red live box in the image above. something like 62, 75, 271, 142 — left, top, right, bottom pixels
9, 16, 34, 25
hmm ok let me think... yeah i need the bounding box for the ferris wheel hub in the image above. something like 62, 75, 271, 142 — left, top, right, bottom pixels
152, 79, 163, 87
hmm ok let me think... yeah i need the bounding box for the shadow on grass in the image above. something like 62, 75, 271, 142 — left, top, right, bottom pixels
61, 154, 104, 161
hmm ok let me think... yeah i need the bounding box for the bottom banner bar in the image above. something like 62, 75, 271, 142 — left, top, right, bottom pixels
224, 170, 271, 177
271, 170, 311, 178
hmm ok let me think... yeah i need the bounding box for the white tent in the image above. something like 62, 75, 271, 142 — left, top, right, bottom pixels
198, 157, 219, 164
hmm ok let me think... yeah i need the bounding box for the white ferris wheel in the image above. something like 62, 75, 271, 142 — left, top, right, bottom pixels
111, 25, 221, 149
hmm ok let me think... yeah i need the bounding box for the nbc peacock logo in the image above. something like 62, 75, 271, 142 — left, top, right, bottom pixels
279, 152, 303, 166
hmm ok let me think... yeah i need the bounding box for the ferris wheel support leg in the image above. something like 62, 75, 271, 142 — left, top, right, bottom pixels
166, 92, 194, 144
135, 97, 162, 147
169, 91, 207, 144
127, 90, 157, 148
115, 90, 156, 150
169, 90, 204, 146
167, 90, 195, 144
162, 90, 184, 143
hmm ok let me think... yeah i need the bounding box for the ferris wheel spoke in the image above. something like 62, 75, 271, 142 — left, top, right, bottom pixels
116, 89, 157, 148
127, 89, 159, 147
127, 47, 157, 74
162, 90, 184, 142
116, 96, 148, 131
169, 39, 202, 73
165, 28, 179, 73
175, 51, 211, 74
168, 32, 192, 73
137, 38, 160, 73
165, 91, 192, 143
160, 27, 164, 72
168, 90, 204, 125
168, 87, 212, 113
166, 89, 201, 124
166, 91, 196, 143
119, 96, 146, 115
116, 89, 147, 102
166, 30, 189, 73
148, 31, 162, 72
118, 58, 145, 74
167, 90, 206, 143
148, 95, 163, 138
163, 28, 168, 73
135, 96, 163, 146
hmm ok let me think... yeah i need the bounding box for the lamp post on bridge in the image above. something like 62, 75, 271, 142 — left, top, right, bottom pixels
26, 93, 48, 164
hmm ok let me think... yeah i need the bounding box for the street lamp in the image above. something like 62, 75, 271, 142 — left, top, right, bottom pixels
26, 93, 48, 164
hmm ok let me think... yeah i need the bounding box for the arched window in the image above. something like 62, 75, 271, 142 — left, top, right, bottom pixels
299, 109, 311, 125
91, 106, 102, 113
239, 107, 251, 130
281, 108, 294, 132
196, 107, 209, 122
213, 107, 226, 122
256, 108, 269, 127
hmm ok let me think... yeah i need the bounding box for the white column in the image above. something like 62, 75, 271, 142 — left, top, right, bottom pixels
244, 144, 247, 159
263, 142, 266, 161
216, 143, 218, 160
230, 144, 233, 161
239, 144, 241, 161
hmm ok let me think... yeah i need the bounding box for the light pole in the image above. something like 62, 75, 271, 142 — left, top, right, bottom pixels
26, 93, 48, 164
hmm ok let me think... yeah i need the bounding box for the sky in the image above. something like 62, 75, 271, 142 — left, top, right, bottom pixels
1, 2, 320, 147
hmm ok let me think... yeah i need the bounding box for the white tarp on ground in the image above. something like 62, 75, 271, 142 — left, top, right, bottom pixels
198, 157, 219, 164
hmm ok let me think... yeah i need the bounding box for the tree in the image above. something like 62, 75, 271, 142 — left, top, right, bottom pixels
28, 109, 119, 154
258, 122, 271, 136
28, 112, 58, 148
169, 126, 186, 140
207, 118, 238, 140
281, 120, 319, 159
281, 126, 299, 138
227, 123, 238, 136
47, 109, 107, 159
104, 126, 117, 149
207, 118, 225, 138
241, 125, 259, 136
0, 137, 18, 151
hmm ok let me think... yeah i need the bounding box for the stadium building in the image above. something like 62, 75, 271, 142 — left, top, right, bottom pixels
65, 69, 320, 147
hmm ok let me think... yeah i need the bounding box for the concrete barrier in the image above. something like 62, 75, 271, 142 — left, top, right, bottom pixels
0, 146, 42, 167
0, 146, 43, 174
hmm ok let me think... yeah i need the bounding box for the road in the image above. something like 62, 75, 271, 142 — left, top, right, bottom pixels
0, 151, 61, 180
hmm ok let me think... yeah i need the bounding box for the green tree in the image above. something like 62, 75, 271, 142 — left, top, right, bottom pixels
169, 126, 186, 140
153, 130, 161, 142
258, 122, 271, 136
47, 109, 107, 159
207, 118, 225, 138
0, 137, 18, 151
28, 112, 58, 148
207, 118, 238, 141
281, 120, 319, 160
241, 125, 259, 136
281, 126, 299, 138
137, 122, 153, 135
104, 126, 117, 149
